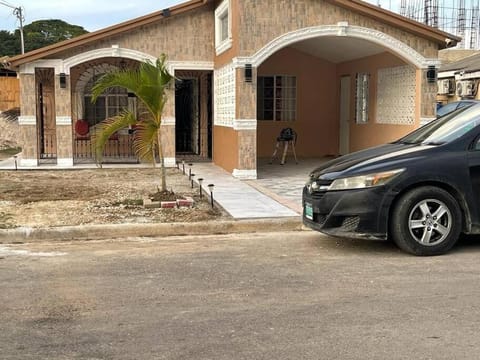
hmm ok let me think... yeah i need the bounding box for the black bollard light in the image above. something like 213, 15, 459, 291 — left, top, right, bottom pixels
13, 155, 17, 171
182, 159, 185, 175
198, 178, 204, 198
188, 163, 193, 180
190, 174, 195, 188
208, 183, 215, 208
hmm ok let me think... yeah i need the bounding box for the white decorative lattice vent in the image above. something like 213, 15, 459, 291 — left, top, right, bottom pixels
376, 65, 416, 125
214, 62, 235, 127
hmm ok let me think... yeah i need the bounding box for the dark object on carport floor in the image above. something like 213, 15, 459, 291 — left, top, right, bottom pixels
269, 127, 298, 165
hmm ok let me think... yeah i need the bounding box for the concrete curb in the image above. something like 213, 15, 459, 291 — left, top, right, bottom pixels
0, 217, 305, 243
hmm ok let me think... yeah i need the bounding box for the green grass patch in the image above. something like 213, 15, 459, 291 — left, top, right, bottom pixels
0, 147, 21, 157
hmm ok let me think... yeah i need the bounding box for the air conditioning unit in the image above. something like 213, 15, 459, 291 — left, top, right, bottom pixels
437, 79, 453, 95
456, 80, 476, 97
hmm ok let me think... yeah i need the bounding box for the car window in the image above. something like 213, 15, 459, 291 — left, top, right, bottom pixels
436, 102, 459, 117
474, 138, 480, 151
458, 101, 474, 109
396, 104, 480, 145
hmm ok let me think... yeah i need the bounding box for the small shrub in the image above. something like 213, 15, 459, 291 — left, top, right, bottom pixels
0, 147, 21, 156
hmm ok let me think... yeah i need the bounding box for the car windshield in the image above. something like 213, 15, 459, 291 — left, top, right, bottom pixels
395, 104, 480, 145
395, 105, 480, 145
436, 102, 459, 117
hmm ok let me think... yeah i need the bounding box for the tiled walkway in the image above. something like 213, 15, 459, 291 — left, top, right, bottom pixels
190, 162, 299, 219
0, 155, 329, 219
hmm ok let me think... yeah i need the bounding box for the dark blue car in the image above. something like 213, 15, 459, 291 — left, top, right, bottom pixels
303, 103, 480, 255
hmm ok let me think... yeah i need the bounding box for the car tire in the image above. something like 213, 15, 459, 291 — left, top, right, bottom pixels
390, 186, 462, 256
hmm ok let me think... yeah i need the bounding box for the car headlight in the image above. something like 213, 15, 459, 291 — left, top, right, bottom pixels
328, 169, 405, 191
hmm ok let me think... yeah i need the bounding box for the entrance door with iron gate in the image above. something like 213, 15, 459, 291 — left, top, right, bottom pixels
175, 70, 212, 161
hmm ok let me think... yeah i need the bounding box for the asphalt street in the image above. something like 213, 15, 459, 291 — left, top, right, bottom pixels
1, 231, 480, 359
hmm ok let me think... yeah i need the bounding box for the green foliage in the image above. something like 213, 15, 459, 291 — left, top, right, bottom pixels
92, 55, 174, 191
0, 147, 21, 156
0, 19, 88, 56
0, 30, 20, 56
22, 19, 88, 52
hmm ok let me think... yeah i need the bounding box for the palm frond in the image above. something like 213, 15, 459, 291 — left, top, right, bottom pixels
133, 120, 160, 164
91, 70, 142, 103
92, 110, 137, 165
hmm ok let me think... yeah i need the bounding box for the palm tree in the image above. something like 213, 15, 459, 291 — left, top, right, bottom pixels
91, 54, 173, 192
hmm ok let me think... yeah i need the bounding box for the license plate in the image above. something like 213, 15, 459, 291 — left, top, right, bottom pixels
305, 203, 313, 220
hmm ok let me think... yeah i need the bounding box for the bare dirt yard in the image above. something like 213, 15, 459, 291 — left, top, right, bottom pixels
0, 167, 228, 228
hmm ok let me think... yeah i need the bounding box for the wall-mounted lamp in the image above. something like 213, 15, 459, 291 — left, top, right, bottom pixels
245, 64, 253, 83
59, 73, 67, 88
426, 66, 437, 84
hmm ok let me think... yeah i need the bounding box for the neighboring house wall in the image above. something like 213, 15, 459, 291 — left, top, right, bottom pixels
439, 49, 480, 64
0, 76, 20, 149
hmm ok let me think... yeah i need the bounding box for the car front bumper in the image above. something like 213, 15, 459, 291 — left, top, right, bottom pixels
302, 186, 394, 240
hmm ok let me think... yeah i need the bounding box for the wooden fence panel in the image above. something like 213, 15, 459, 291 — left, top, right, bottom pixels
0, 77, 20, 111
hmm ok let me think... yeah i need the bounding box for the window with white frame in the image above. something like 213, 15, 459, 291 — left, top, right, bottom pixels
215, 0, 232, 55
257, 75, 297, 121
355, 73, 370, 124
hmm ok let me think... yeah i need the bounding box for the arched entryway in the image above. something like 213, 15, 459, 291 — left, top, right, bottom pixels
242, 24, 434, 177
70, 58, 141, 163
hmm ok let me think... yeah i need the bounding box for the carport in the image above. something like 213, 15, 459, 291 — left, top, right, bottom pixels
254, 26, 427, 168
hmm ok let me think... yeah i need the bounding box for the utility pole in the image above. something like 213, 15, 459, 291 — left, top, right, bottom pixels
0, 0, 25, 54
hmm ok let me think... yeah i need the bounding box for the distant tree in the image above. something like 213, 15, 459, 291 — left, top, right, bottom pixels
0, 19, 88, 56
0, 30, 19, 56
22, 19, 88, 52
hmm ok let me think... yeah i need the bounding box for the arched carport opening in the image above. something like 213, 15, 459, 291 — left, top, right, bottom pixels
249, 25, 427, 178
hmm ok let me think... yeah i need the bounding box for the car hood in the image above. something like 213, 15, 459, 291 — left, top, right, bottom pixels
310, 143, 436, 179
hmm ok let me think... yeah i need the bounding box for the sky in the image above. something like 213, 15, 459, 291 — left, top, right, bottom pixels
0, 0, 185, 32
0, 0, 402, 33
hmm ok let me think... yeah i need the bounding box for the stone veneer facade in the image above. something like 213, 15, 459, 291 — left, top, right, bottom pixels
14, 0, 446, 177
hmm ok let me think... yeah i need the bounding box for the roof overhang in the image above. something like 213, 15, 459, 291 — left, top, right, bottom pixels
326, 0, 461, 48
